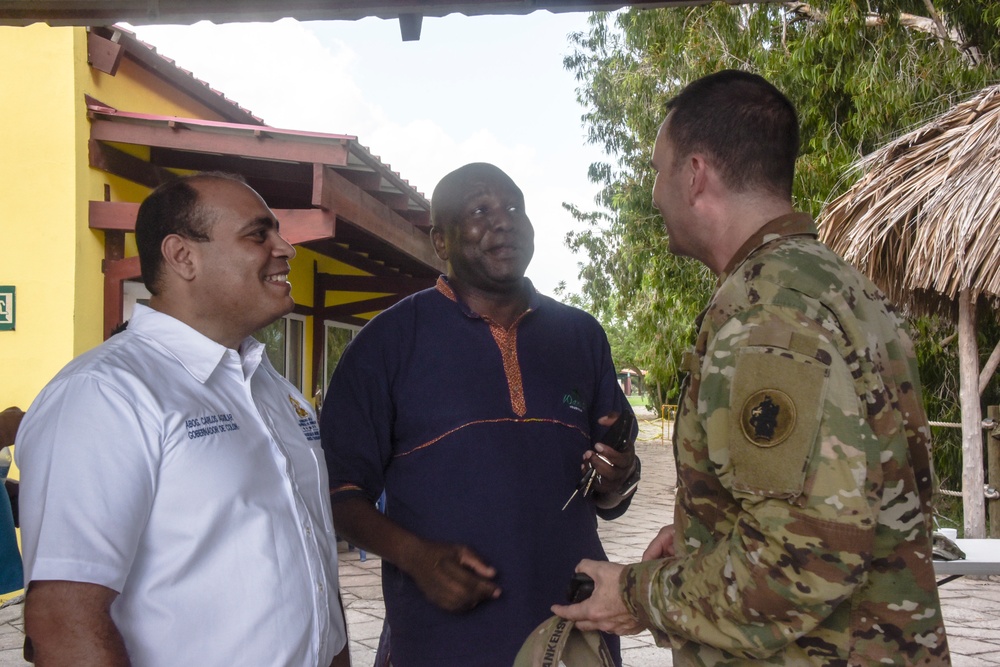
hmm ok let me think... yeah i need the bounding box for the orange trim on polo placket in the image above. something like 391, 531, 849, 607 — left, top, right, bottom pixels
436, 277, 457, 302
488, 318, 528, 416
435, 276, 532, 417
395, 417, 588, 458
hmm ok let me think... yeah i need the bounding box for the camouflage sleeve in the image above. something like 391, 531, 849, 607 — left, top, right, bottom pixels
621, 304, 877, 659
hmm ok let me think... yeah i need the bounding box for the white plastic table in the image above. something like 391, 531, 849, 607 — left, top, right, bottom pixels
933, 539, 1000, 585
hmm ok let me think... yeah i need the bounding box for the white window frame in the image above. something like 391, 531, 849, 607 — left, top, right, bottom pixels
282, 313, 307, 394
122, 280, 152, 322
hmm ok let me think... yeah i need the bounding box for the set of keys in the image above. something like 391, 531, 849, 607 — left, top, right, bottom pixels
561, 411, 635, 511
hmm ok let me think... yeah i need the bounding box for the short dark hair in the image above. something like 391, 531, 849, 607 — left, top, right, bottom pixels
134, 172, 245, 295
430, 162, 523, 229
665, 70, 799, 198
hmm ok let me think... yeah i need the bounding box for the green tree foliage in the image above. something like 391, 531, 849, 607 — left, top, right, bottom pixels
563, 1, 999, 414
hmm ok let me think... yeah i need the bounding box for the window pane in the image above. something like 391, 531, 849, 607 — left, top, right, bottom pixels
255, 319, 286, 375
325, 326, 354, 388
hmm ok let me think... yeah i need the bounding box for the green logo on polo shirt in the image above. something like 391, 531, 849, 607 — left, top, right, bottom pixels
562, 390, 585, 413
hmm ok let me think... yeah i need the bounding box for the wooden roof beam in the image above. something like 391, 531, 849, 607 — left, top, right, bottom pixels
313, 164, 443, 271
102, 255, 141, 340
370, 190, 412, 213
277, 208, 336, 244
316, 272, 434, 295
89, 201, 336, 244
90, 116, 352, 166
305, 241, 402, 277
87, 29, 123, 75
398, 209, 432, 230
90, 139, 178, 189
326, 168, 422, 218
148, 147, 315, 184
323, 294, 402, 319
335, 169, 383, 193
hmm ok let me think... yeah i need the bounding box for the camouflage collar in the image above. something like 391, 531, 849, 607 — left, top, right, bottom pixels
718, 213, 816, 285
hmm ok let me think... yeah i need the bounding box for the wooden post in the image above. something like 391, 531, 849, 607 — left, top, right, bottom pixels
311, 261, 325, 406
958, 290, 986, 537
989, 405, 1000, 538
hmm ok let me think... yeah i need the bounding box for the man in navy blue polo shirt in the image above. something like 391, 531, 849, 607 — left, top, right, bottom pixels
321, 162, 639, 666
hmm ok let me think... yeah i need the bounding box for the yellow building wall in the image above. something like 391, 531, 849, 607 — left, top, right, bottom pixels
75, 36, 243, 358
0, 25, 245, 413
0, 26, 82, 411
1, 24, 405, 415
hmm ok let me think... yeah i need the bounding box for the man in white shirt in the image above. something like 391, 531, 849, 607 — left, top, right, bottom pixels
16, 173, 349, 666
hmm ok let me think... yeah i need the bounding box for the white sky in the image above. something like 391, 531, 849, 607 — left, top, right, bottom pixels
129, 12, 610, 297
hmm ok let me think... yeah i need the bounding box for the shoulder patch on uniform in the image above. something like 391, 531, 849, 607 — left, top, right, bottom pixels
740, 389, 795, 447
729, 350, 829, 498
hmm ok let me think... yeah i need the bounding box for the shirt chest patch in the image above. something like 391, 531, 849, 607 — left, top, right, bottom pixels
185, 412, 240, 440
288, 394, 321, 442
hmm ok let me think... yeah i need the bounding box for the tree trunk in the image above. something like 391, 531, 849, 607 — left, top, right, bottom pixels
959, 290, 986, 537
980, 337, 1000, 396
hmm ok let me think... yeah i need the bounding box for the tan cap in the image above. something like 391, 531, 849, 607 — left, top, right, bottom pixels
513, 615, 615, 667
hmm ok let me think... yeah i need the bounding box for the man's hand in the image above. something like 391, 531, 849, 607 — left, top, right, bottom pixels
0, 407, 24, 447
329, 642, 351, 667
586, 412, 637, 503
405, 541, 500, 613
550, 560, 643, 635
642, 525, 676, 561
330, 498, 499, 613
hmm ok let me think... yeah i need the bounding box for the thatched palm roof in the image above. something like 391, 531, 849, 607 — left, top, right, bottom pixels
819, 83, 1000, 318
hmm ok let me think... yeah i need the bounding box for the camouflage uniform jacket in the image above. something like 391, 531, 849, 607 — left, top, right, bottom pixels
621, 213, 950, 666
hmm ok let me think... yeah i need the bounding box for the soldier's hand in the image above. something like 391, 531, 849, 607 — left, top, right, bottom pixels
642, 525, 676, 561
550, 559, 643, 635
406, 541, 500, 613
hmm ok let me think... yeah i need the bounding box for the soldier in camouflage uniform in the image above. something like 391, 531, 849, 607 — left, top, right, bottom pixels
552, 70, 950, 666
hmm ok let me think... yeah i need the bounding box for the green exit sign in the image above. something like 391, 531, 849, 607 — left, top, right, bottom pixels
0, 287, 14, 331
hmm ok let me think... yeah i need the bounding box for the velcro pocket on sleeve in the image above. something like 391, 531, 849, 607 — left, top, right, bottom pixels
729, 349, 829, 498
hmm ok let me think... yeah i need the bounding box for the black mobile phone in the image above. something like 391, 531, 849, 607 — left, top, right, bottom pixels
603, 410, 634, 452
567, 572, 595, 603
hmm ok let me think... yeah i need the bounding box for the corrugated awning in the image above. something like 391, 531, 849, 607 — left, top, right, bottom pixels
89, 103, 438, 267
0, 1, 759, 39
88, 99, 444, 332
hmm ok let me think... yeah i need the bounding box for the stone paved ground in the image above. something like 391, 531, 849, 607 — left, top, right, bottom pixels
338, 410, 1000, 667
2, 410, 999, 665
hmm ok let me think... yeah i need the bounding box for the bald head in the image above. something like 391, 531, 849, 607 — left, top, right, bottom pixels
428, 162, 534, 301
431, 163, 523, 230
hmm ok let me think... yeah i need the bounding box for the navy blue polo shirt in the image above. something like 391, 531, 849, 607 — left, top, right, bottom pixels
321, 277, 630, 666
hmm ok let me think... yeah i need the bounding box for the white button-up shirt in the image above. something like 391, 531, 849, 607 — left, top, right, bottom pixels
17, 305, 345, 666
